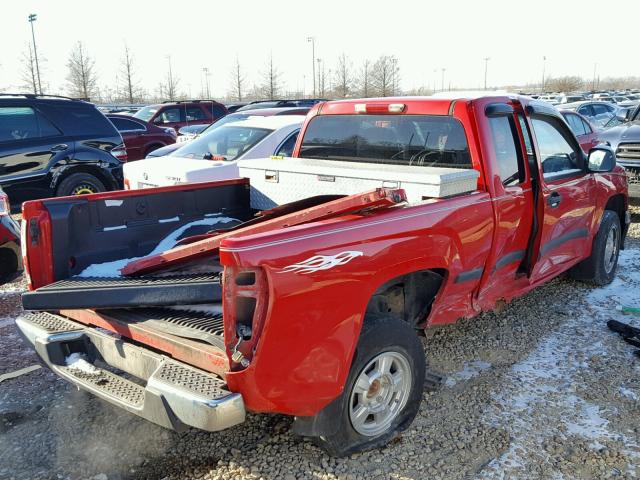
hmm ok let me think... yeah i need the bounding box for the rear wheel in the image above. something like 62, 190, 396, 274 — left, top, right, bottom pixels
569, 210, 621, 285
56, 173, 106, 197
296, 314, 426, 456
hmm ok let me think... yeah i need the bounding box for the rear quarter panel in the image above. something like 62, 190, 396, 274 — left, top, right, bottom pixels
220, 193, 493, 415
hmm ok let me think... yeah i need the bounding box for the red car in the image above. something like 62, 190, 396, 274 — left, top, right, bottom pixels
132, 100, 228, 134
107, 114, 177, 161
561, 110, 600, 152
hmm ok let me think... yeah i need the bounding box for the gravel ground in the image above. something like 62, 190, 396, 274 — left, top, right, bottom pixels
1, 206, 639, 480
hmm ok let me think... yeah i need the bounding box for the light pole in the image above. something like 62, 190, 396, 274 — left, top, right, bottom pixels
592, 63, 598, 91
307, 37, 316, 97
483, 57, 490, 90
433, 69, 437, 93
28, 14, 42, 95
202, 67, 211, 98
441, 68, 446, 92
541, 56, 546, 92
317, 58, 322, 96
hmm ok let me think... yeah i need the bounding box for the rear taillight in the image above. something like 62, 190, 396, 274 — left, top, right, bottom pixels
0, 193, 8, 215
20, 218, 30, 288
111, 144, 128, 162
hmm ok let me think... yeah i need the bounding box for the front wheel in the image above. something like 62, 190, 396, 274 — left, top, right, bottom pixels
296, 314, 426, 456
569, 210, 621, 285
56, 173, 106, 197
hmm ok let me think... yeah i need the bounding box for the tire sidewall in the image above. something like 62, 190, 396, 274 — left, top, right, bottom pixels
594, 211, 621, 285
320, 314, 426, 456
56, 173, 106, 197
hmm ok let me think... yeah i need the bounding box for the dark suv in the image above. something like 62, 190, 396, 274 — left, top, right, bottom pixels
0, 94, 125, 207
133, 100, 228, 133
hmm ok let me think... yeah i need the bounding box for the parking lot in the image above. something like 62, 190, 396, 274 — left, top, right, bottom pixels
0, 206, 637, 480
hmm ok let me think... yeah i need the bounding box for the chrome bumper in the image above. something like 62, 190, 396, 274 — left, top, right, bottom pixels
16, 312, 245, 432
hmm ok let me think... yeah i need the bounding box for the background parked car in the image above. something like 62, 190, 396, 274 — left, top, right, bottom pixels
235, 98, 327, 112
560, 110, 600, 152
0, 186, 22, 283
107, 114, 176, 161
133, 100, 228, 133
124, 115, 304, 189
0, 94, 125, 207
560, 101, 620, 128
598, 104, 640, 197
146, 107, 310, 158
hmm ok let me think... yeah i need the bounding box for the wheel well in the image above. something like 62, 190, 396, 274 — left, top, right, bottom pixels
366, 269, 446, 329
53, 165, 113, 192
604, 194, 627, 248
144, 143, 165, 155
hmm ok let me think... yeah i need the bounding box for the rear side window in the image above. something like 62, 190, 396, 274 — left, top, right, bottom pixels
110, 117, 145, 132
275, 131, 299, 157
300, 115, 472, 169
186, 106, 207, 121
0, 106, 61, 142
206, 104, 227, 119
39, 103, 118, 137
487, 116, 522, 186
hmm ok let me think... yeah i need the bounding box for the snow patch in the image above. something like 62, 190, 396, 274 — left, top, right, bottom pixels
620, 386, 638, 401
77, 216, 238, 278
445, 360, 491, 387
65, 353, 100, 375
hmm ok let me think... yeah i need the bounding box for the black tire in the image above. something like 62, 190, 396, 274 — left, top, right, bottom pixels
0, 248, 18, 283
296, 314, 426, 457
56, 173, 106, 197
569, 210, 621, 286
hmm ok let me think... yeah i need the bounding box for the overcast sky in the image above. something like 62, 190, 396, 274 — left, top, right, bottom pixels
1, 0, 638, 99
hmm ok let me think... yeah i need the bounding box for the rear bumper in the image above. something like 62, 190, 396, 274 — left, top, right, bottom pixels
16, 312, 245, 432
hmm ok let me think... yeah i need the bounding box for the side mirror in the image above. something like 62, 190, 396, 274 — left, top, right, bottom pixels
587, 146, 616, 173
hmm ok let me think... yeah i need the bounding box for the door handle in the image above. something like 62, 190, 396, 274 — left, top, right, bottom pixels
548, 192, 561, 208
50, 144, 68, 152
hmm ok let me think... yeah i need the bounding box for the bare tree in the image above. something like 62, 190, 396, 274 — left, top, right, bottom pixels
66, 41, 98, 100
161, 57, 179, 101
545, 76, 583, 92
370, 55, 399, 97
260, 54, 281, 100
229, 56, 246, 101
21, 44, 38, 94
332, 53, 353, 98
357, 60, 371, 97
120, 44, 140, 103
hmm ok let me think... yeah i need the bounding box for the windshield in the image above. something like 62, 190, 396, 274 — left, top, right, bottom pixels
299, 115, 472, 169
134, 106, 158, 122
173, 125, 272, 160
201, 113, 252, 134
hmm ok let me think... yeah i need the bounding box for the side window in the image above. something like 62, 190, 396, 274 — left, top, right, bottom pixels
577, 105, 592, 117
580, 118, 593, 134
531, 117, 582, 177
112, 118, 145, 131
592, 104, 609, 116
565, 114, 586, 136
0, 106, 60, 142
211, 105, 227, 119
487, 116, 522, 186
275, 131, 299, 157
157, 107, 181, 124
186, 106, 207, 121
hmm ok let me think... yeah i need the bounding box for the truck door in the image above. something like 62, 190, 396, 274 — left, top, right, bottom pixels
525, 107, 596, 281
475, 101, 534, 309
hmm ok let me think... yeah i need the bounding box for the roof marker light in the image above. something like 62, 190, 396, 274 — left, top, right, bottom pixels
388, 103, 406, 113
354, 103, 367, 114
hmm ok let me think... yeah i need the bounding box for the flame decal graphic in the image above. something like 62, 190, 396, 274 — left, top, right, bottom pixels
280, 251, 364, 274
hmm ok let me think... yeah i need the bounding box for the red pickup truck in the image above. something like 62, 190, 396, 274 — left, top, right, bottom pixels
16, 95, 629, 456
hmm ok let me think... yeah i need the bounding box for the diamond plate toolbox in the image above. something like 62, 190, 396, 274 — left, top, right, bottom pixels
238, 157, 480, 209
